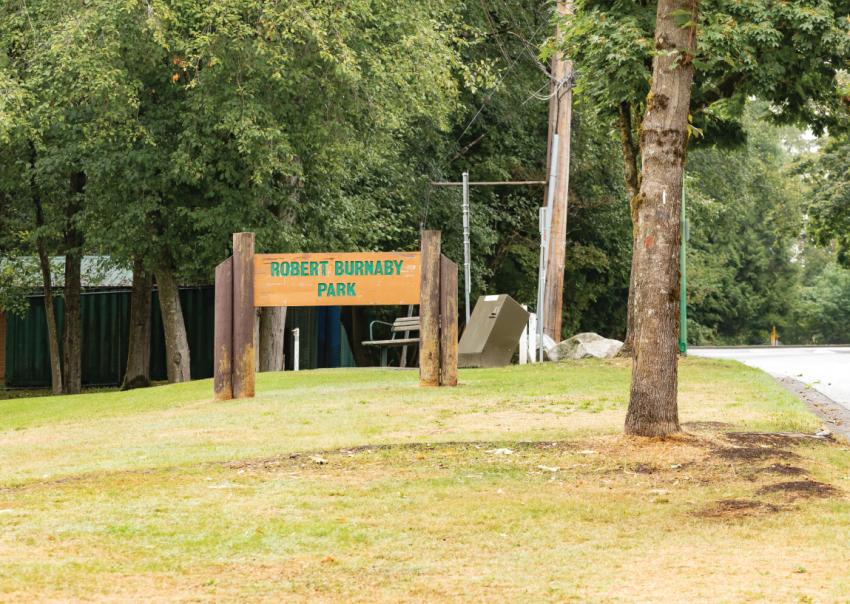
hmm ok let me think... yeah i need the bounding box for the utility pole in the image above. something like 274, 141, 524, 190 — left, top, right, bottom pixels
542, 0, 573, 342
538, 135, 559, 361
462, 171, 471, 323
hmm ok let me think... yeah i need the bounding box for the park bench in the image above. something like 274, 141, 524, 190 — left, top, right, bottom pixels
362, 315, 420, 367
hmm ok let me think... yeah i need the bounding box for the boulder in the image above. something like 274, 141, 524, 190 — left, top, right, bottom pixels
547, 332, 623, 361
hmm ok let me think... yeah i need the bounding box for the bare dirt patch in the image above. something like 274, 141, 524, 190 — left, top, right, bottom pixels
714, 446, 799, 461
725, 432, 830, 446
756, 480, 840, 500
629, 462, 658, 474
756, 464, 809, 477
697, 499, 783, 518
220, 440, 581, 473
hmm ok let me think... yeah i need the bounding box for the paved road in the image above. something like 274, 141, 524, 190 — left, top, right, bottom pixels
690, 347, 850, 409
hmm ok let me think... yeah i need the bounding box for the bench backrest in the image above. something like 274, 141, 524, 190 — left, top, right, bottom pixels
392, 316, 421, 333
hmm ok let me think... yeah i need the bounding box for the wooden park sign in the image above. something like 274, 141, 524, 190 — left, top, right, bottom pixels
214, 231, 457, 400
254, 252, 421, 307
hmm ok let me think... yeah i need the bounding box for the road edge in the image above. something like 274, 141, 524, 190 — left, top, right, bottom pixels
775, 376, 850, 442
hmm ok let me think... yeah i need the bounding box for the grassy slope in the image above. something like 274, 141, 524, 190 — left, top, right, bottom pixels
1, 359, 848, 602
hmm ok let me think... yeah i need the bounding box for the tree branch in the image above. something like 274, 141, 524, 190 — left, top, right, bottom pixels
618, 101, 640, 204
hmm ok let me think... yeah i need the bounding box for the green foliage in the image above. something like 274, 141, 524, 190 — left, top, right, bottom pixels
0, 253, 41, 316
1, 0, 846, 350
559, 0, 850, 142
560, 114, 631, 337
556, 0, 850, 344
792, 260, 850, 344
685, 111, 803, 344
1, 0, 473, 283
416, 1, 631, 338
684, 110, 850, 345
801, 134, 850, 267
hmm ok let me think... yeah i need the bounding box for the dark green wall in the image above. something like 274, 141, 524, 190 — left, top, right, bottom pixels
4, 288, 354, 388
4, 287, 213, 387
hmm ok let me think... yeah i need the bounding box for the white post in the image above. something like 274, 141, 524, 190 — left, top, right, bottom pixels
528, 312, 538, 364
537, 208, 547, 362
519, 304, 528, 365
538, 133, 560, 362
292, 327, 300, 371
462, 171, 471, 323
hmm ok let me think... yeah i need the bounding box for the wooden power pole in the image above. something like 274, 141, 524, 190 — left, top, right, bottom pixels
542, 0, 573, 342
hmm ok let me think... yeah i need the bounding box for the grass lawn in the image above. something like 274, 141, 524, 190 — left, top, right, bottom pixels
1, 358, 848, 602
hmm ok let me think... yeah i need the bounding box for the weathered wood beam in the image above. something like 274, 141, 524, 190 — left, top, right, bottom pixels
232, 232, 256, 399
439, 254, 458, 387
419, 230, 441, 387
214, 256, 233, 400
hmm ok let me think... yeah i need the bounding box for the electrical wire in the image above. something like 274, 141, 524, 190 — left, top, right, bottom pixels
451, 6, 551, 149
423, 2, 556, 227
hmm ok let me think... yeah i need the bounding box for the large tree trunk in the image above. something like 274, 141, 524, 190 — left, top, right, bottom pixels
619, 101, 640, 356
62, 171, 86, 395
62, 249, 83, 394
122, 258, 152, 390
259, 306, 287, 372
624, 0, 697, 437
36, 244, 62, 394
32, 185, 63, 395
156, 265, 191, 383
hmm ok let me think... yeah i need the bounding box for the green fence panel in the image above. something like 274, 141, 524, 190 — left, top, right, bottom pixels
5, 288, 352, 388
4, 297, 62, 387
80, 290, 131, 386
6, 287, 215, 388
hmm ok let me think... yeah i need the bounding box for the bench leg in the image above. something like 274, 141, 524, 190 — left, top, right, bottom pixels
380, 348, 388, 367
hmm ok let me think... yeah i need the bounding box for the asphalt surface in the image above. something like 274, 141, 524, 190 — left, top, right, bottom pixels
690, 347, 850, 409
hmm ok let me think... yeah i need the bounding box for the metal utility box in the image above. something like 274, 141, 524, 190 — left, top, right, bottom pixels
459, 294, 529, 368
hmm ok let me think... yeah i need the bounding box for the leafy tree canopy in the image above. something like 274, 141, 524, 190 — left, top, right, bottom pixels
800, 134, 850, 267
557, 0, 850, 144
1, 0, 477, 282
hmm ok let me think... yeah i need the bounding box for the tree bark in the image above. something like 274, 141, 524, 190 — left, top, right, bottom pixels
36, 245, 63, 394
122, 258, 153, 390
156, 265, 191, 383
62, 249, 83, 394
259, 306, 287, 372
62, 171, 86, 395
32, 181, 63, 395
625, 0, 697, 437
619, 101, 640, 356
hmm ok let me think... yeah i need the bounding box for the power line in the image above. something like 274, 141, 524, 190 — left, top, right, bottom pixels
431, 180, 546, 186
425, 4, 553, 226
451, 50, 524, 148
452, 9, 550, 149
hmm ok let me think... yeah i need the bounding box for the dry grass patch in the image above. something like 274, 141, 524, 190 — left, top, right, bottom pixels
1, 359, 848, 601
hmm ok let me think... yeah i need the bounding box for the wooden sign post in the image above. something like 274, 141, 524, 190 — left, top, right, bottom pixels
418, 231, 458, 387
213, 257, 233, 400
439, 254, 459, 387
214, 231, 457, 399
232, 232, 256, 399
